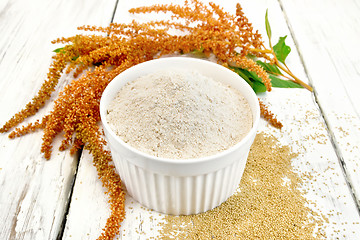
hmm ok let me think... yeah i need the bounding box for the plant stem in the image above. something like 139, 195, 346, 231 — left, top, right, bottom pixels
274, 59, 313, 91
269, 71, 293, 81
263, 42, 313, 92
249, 48, 273, 54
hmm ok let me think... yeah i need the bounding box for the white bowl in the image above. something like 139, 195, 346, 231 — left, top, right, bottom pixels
100, 57, 260, 215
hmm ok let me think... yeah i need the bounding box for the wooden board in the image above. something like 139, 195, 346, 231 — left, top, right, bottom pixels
61, 0, 360, 239
279, 0, 360, 207
0, 0, 116, 239
2, 0, 359, 239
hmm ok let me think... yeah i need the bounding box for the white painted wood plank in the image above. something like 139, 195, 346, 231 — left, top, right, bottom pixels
279, 0, 360, 206
62, 0, 360, 239
259, 89, 360, 239
62, 149, 163, 240
0, 0, 117, 239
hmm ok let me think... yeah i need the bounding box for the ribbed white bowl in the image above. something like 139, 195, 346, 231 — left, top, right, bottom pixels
100, 57, 260, 215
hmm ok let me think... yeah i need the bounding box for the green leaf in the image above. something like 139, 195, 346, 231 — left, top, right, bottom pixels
246, 53, 258, 61
230, 66, 267, 94
72, 55, 79, 61
230, 65, 302, 92
231, 67, 253, 87
265, 9, 272, 42
273, 36, 291, 64
53, 47, 79, 61
256, 60, 302, 88
252, 81, 267, 93
248, 70, 264, 83
53, 47, 64, 53
190, 47, 206, 58
256, 60, 281, 74
269, 75, 303, 88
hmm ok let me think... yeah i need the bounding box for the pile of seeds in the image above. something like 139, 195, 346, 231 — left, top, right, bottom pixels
158, 133, 327, 239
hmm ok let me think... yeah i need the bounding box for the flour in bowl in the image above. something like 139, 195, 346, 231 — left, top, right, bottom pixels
106, 70, 252, 159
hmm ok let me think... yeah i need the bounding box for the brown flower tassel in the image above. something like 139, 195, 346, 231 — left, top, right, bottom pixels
259, 99, 283, 129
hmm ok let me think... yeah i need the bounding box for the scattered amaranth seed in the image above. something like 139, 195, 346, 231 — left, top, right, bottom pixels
158, 133, 327, 239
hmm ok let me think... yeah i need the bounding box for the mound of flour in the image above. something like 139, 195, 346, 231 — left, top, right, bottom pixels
106, 70, 252, 159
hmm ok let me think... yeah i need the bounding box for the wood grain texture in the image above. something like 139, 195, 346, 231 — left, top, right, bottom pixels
0, 0, 117, 239
259, 89, 360, 239
2, 0, 360, 239
279, 0, 360, 207
62, 149, 163, 240
61, 0, 360, 239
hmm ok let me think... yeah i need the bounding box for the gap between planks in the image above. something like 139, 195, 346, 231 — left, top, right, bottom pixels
55, 1, 120, 239
277, 0, 360, 215
56, 149, 82, 240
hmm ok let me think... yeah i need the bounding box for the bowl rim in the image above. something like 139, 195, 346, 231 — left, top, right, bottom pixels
100, 57, 260, 165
